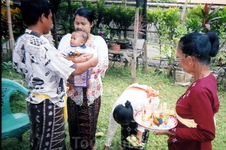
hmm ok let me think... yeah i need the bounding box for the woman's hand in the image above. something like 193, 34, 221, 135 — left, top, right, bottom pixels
153, 130, 175, 136
67, 54, 94, 63
76, 54, 94, 63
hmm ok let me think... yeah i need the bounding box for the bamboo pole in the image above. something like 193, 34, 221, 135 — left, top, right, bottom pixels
6, 0, 15, 52
180, 0, 188, 22
131, 7, 139, 84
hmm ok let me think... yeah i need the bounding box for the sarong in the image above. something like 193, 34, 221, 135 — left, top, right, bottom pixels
27, 99, 66, 150
67, 88, 101, 150
121, 121, 149, 150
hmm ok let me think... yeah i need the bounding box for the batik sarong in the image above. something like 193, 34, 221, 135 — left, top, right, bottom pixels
67, 88, 101, 150
27, 99, 66, 150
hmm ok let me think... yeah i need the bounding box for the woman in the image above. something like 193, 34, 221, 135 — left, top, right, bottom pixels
154, 32, 220, 150
58, 7, 108, 150
104, 83, 160, 150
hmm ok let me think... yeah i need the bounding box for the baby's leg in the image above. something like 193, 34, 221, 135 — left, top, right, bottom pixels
67, 83, 76, 97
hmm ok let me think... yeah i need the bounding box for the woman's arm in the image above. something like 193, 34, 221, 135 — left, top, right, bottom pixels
92, 36, 108, 77
71, 56, 98, 75
67, 54, 95, 63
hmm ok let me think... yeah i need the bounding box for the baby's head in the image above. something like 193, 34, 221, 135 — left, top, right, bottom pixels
113, 100, 133, 125
70, 30, 88, 47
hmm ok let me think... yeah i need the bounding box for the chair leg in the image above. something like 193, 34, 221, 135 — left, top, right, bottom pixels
18, 136, 23, 142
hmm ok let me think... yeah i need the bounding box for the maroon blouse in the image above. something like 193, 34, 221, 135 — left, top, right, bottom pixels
169, 73, 220, 150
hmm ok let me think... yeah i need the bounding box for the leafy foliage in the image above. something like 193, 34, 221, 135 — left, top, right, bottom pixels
147, 7, 181, 66
1, 3, 26, 41
185, 4, 226, 33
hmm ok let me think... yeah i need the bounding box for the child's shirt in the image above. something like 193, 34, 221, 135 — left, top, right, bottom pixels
62, 45, 96, 57
64, 45, 96, 88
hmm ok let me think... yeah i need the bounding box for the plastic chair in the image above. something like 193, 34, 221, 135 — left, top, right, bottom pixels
1, 78, 30, 141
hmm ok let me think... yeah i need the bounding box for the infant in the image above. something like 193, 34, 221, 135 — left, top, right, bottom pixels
62, 30, 96, 96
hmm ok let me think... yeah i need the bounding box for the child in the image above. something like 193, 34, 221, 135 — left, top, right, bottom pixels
62, 30, 96, 97
104, 83, 160, 150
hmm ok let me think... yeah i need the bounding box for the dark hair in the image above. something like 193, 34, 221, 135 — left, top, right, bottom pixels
178, 32, 219, 65
74, 7, 96, 24
73, 30, 88, 42
113, 100, 133, 125
20, 0, 53, 26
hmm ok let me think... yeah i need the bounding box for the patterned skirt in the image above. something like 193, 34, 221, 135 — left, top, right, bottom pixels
67, 88, 101, 150
121, 121, 149, 150
27, 99, 66, 150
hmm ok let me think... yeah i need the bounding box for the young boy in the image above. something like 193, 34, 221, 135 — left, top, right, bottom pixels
13, 0, 97, 149
61, 30, 97, 96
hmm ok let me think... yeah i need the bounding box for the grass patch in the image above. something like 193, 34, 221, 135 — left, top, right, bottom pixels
1, 63, 226, 150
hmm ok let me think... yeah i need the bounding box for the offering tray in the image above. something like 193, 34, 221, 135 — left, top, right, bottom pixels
134, 110, 178, 132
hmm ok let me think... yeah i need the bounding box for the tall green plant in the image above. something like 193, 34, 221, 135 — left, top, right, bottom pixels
185, 4, 224, 33
147, 7, 180, 66
102, 5, 115, 29
210, 6, 226, 35
147, 7, 180, 42
162, 7, 180, 40
112, 5, 136, 39
56, 1, 81, 34
92, 0, 106, 28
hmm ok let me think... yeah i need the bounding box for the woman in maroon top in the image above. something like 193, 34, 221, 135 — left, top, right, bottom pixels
154, 32, 220, 150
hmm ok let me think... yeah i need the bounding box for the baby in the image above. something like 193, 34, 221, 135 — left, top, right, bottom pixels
62, 30, 96, 97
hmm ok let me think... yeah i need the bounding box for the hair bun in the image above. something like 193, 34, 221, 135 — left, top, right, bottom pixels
125, 100, 132, 108
195, 34, 211, 56
206, 32, 219, 57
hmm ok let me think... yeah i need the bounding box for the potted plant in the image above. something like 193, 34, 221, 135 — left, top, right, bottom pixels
111, 43, 121, 51
116, 38, 130, 49
108, 31, 121, 51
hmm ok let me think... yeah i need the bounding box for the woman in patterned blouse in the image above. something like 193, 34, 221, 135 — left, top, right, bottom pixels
58, 7, 109, 150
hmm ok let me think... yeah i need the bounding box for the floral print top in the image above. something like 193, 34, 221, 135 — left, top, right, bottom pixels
58, 34, 109, 105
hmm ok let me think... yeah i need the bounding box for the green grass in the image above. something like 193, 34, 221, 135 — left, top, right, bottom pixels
1, 63, 226, 150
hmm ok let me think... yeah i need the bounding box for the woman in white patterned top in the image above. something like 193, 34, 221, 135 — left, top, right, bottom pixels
58, 7, 109, 150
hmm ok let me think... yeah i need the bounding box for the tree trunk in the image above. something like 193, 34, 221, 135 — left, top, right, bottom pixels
131, 7, 139, 84
6, 0, 14, 52
68, 0, 73, 33
180, 0, 188, 22
52, 13, 58, 47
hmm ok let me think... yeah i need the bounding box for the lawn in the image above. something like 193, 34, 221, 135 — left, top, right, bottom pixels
1, 62, 226, 150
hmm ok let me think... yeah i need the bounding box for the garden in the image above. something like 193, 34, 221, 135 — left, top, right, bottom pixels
2, 63, 226, 150
1, 0, 226, 149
